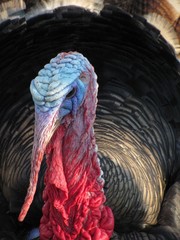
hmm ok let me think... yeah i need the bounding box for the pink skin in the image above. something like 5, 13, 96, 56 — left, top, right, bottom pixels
18, 108, 60, 222
18, 55, 114, 239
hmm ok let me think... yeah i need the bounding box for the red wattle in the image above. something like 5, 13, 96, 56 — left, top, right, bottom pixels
39, 64, 114, 239
39, 124, 114, 239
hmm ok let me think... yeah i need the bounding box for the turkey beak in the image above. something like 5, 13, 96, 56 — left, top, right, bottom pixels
18, 108, 59, 222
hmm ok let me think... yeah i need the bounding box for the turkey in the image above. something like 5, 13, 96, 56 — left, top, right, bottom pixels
0, 0, 180, 239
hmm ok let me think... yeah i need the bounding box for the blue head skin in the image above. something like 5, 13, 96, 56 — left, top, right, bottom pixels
30, 52, 90, 118
19, 52, 96, 222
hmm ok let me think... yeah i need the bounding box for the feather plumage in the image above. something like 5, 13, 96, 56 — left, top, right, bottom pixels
0, 1, 179, 239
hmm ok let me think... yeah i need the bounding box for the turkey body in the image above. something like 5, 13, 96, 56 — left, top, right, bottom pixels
0, 4, 180, 240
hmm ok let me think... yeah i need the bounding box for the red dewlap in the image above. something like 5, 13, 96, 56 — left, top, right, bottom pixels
39, 122, 114, 239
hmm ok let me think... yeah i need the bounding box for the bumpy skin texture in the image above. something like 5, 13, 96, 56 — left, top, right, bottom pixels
0, 4, 180, 240
20, 52, 114, 239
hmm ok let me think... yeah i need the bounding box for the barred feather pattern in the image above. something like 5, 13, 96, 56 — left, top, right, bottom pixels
95, 81, 175, 232
0, 3, 180, 240
104, 0, 180, 58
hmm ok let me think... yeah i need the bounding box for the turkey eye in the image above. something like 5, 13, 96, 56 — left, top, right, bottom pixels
66, 88, 76, 99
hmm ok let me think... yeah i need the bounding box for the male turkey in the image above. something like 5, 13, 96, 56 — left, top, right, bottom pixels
0, 1, 180, 239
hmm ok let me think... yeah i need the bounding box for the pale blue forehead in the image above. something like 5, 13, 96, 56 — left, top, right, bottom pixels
30, 52, 90, 112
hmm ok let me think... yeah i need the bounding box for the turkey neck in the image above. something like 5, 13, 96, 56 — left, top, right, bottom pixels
40, 90, 114, 239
